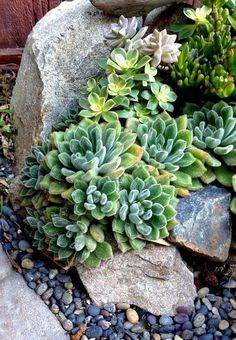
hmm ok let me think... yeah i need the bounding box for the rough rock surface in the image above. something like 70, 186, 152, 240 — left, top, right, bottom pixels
0, 247, 69, 340
169, 185, 232, 262
11, 0, 114, 175
77, 244, 196, 315
90, 0, 182, 16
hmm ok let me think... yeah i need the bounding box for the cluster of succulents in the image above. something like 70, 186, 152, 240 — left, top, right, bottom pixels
170, 0, 236, 98
20, 10, 236, 269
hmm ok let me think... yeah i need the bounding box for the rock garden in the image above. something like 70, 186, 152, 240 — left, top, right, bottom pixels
0, 0, 236, 339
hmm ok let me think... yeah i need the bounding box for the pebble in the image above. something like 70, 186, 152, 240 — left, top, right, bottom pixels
81, 336, 88, 340
174, 314, 189, 324
85, 325, 103, 338
232, 322, 236, 334
87, 305, 101, 317
64, 282, 74, 290
198, 288, 210, 298
104, 303, 116, 313
219, 320, 230, 330
49, 269, 58, 280
174, 336, 183, 340
147, 314, 157, 325
18, 240, 31, 251
98, 319, 111, 330
62, 290, 73, 305
117, 303, 130, 310
153, 335, 161, 340
231, 299, 236, 309
54, 286, 65, 300
36, 283, 48, 296
124, 321, 133, 330
42, 288, 53, 300
176, 306, 193, 316
62, 319, 73, 331
202, 297, 212, 310
182, 321, 192, 330
193, 313, 205, 327
51, 304, 59, 314
159, 316, 173, 326
24, 271, 35, 282
228, 310, 236, 319
56, 274, 71, 283
126, 309, 139, 324
181, 329, 193, 340
198, 335, 213, 340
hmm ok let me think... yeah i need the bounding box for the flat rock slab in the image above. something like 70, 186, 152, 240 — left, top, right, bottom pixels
11, 0, 114, 175
169, 185, 232, 262
0, 247, 69, 340
77, 244, 196, 315
90, 0, 182, 16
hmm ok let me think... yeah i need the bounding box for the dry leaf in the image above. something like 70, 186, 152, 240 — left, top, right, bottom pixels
71, 323, 87, 340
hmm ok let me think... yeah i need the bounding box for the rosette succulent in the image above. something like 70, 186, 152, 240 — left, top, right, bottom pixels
141, 81, 177, 113
112, 166, 178, 252
187, 101, 236, 166
105, 15, 148, 50
128, 113, 208, 194
141, 29, 181, 67
25, 207, 113, 268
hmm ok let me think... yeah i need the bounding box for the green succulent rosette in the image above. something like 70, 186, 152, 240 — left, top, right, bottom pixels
25, 206, 113, 268
113, 166, 178, 252
127, 112, 208, 196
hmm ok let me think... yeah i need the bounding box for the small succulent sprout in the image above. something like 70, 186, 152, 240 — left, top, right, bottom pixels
141, 29, 181, 67
99, 48, 151, 79
79, 88, 118, 122
141, 81, 177, 113
184, 6, 212, 24
113, 166, 178, 252
187, 101, 236, 166
105, 15, 148, 50
72, 176, 120, 220
107, 74, 133, 96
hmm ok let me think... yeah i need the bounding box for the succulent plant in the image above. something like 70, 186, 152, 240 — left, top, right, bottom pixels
25, 207, 113, 268
53, 108, 81, 131
105, 15, 148, 50
112, 166, 178, 252
140, 81, 177, 113
127, 113, 208, 194
141, 29, 181, 67
72, 176, 120, 220
187, 101, 236, 167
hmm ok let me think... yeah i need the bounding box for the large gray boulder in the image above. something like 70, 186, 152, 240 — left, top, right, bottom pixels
0, 247, 69, 340
11, 0, 114, 175
169, 185, 232, 262
77, 244, 196, 315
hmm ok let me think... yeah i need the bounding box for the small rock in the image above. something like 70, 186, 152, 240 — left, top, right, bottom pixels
62, 319, 73, 331
147, 314, 157, 325
62, 290, 73, 305
193, 313, 205, 328
126, 309, 139, 324
85, 325, 103, 338
98, 319, 110, 330
74, 298, 82, 309
117, 303, 130, 310
198, 288, 210, 298
87, 305, 101, 317
36, 283, 48, 296
228, 310, 236, 319
219, 320, 230, 331
198, 335, 213, 340
231, 322, 236, 334
202, 297, 212, 310
131, 323, 145, 333
42, 288, 54, 300
49, 269, 58, 280
230, 299, 236, 309
153, 335, 161, 340
81, 336, 88, 340
104, 303, 116, 313
51, 304, 59, 314
176, 306, 193, 316
56, 274, 71, 283
174, 314, 189, 324
18, 240, 31, 251
181, 330, 193, 340
174, 336, 183, 340
159, 316, 173, 325
54, 286, 65, 300
24, 271, 35, 282
28, 282, 36, 289
64, 282, 74, 290
21, 258, 34, 270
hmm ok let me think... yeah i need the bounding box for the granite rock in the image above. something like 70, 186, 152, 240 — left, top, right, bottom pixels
169, 185, 232, 262
77, 244, 196, 315
11, 0, 114, 175
0, 247, 69, 340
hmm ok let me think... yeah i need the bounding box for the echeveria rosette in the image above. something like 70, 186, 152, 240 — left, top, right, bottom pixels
141, 81, 177, 114
105, 15, 148, 51
141, 29, 181, 68
72, 176, 119, 220
113, 166, 178, 252
25, 207, 113, 268
127, 113, 208, 195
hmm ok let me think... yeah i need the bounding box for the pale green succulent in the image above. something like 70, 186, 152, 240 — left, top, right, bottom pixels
25, 207, 113, 268
72, 176, 119, 220
141, 81, 177, 113
105, 15, 148, 50
128, 113, 208, 194
113, 166, 178, 252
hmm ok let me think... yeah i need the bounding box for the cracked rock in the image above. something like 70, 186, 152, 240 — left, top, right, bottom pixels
77, 244, 196, 315
169, 185, 232, 262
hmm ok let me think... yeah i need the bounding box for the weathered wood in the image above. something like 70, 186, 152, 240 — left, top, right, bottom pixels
0, 0, 63, 48
0, 48, 23, 65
